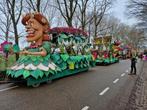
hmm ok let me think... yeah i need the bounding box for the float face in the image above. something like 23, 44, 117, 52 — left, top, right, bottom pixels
7, 13, 58, 83
6, 13, 94, 87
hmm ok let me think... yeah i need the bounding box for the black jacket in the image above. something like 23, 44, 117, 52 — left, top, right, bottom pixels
131, 57, 137, 65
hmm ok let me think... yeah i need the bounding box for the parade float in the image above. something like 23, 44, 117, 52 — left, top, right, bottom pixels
92, 36, 120, 65
111, 40, 122, 61
0, 41, 17, 81
122, 44, 132, 59
143, 50, 147, 61
5, 12, 94, 87
0, 45, 2, 54
0, 44, 4, 80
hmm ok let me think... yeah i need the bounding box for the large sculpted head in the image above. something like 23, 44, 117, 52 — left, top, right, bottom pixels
22, 12, 49, 45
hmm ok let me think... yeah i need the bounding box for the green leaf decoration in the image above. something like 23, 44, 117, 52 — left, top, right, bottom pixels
31, 70, 39, 79
11, 71, 16, 77
23, 56, 29, 61
23, 70, 30, 79
75, 63, 79, 69
31, 56, 37, 62
17, 56, 28, 63
14, 69, 23, 78
86, 56, 90, 61
13, 44, 20, 53
81, 57, 86, 61
6, 70, 11, 75
59, 62, 67, 70
58, 37, 62, 43
76, 56, 82, 62
36, 56, 41, 60
24, 59, 32, 66
3, 44, 11, 53
67, 59, 73, 64
39, 70, 44, 78
44, 71, 50, 77
42, 61, 49, 66
80, 64, 84, 68
42, 42, 51, 53
89, 55, 92, 59
17, 58, 23, 63
84, 64, 87, 67
60, 54, 69, 62
44, 54, 50, 61
51, 54, 60, 63
20, 55, 26, 59
56, 59, 63, 64
60, 33, 69, 39
39, 57, 44, 62
75, 36, 81, 41
48, 70, 55, 75
54, 70, 58, 74
31, 69, 45, 79
56, 67, 62, 72
35, 56, 43, 62
33, 61, 40, 66
69, 56, 77, 63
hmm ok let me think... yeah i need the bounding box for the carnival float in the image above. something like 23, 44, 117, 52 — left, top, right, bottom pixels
92, 36, 120, 65
0, 41, 18, 81
143, 49, 147, 61
5, 12, 95, 87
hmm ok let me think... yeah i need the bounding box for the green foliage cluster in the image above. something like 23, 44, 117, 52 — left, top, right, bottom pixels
0, 54, 16, 71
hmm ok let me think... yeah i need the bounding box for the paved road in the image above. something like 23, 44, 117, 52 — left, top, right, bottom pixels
0, 60, 141, 110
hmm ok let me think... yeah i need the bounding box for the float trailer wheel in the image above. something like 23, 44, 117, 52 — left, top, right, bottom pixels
32, 83, 40, 88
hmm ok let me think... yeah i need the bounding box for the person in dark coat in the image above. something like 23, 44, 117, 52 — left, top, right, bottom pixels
130, 55, 137, 75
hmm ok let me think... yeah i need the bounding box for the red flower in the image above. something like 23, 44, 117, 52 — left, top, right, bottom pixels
49, 27, 88, 36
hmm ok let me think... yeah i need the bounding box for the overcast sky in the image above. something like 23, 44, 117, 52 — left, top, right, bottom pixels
110, 0, 137, 25
0, 0, 138, 45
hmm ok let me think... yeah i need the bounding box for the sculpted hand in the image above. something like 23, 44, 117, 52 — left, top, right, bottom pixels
20, 50, 29, 55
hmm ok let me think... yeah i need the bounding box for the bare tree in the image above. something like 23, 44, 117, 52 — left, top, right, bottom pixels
0, 0, 11, 41
127, 27, 145, 49
76, 0, 93, 30
92, 0, 112, 37
6, 0, 24, 59
55, 0, 78, 27
26, 0, 41, 12
73, 17, 79, 28
41, 0, 58, 27
127, 0, 147, 29
25, 0, 50, 12
24, 0, 58, 27
93, 14, 145, 49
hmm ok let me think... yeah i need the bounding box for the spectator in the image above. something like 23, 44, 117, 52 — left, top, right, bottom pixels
129, 53, 137, 75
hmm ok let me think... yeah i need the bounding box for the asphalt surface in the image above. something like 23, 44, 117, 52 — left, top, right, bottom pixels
0, 60, 141, 110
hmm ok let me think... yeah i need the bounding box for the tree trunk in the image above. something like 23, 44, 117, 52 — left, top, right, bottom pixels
36, 0, 41, 12
94, 26, 97, 38
67, 18, 73, 27
13, 22, 19, 60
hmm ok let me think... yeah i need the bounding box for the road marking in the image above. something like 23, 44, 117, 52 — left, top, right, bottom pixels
0, 86, 19, 92
99, 87, 110, 96
81, 106, 89, 110
126, 70, 129, 73
113, 78, 119, 84
121, 73, 126, 77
